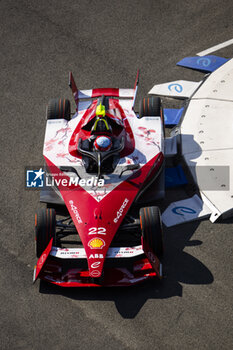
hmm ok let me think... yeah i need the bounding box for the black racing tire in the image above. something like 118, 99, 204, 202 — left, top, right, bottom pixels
35, 208, 56, 258
139, 206, 164, 260
46, 98, 71, 121
139, 96, 161, 119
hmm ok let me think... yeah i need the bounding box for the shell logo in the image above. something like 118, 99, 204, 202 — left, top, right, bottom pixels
88, 238, 105, 249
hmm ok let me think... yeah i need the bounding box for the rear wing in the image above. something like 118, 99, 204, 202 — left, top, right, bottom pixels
69, 70, 139, 111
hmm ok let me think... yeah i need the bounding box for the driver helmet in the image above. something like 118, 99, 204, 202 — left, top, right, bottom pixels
94, 136, 112, 152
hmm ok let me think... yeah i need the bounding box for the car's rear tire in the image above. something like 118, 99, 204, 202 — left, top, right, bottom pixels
139, 206, 164, 260
35, 208, 56, 258
139, 96, 161, 118
46, 98, 71, 121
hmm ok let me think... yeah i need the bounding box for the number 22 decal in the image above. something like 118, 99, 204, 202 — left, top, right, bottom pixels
88, 227, 106, 235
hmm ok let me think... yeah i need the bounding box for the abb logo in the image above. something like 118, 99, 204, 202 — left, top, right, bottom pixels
89, 254, 104, 259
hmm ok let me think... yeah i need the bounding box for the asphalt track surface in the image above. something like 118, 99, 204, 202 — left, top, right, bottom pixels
0, 1, 233, 349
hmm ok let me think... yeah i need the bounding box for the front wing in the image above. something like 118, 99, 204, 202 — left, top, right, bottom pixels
33, 243, 162, 287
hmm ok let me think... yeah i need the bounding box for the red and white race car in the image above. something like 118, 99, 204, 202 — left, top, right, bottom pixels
33, 71, 165, 286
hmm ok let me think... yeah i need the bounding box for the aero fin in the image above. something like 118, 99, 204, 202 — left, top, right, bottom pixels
132, 69, 139, 110
141, 237, 162, 278
148, 80, 202, 99
162, 195, 211, 227
33, 238, 53, 283
69, 72, 79, 110
177, 55, 229, 73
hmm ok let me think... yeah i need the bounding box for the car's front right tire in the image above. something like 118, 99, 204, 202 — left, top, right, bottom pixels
138, 96, 161, 118
139, 206, 164, 260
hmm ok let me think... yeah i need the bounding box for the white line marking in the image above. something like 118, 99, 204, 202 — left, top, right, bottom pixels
197, 38, 233, 56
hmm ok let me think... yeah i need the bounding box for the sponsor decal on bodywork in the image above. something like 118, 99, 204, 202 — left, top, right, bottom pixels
69, 200, 83, 224
89, 254, 104, 259
113, 198, 129, 223
91, 261, 101, 268
88, 227, 106, 235
88, 238, 106, 249
50, 246, 144, 259
89, 270, 101, 277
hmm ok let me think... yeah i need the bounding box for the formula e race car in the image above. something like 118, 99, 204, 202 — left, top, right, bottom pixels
33, 71, 165, 286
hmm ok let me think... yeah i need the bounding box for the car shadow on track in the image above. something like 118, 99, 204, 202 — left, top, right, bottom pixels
39, 220, 213, 319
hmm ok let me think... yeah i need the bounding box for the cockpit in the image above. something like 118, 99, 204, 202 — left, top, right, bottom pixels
78, 96, 125, 176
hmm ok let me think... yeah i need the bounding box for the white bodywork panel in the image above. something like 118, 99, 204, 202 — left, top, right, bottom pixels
180, 58, 233, 221
78, 88, 135, 99
50, 245, 144, 259
162, 195, 211, 227
181, 99, 233, 153
43, 114, 163, 167
153, 58, 233, 225
148, 80, 202, 99
193, 59, 233, 101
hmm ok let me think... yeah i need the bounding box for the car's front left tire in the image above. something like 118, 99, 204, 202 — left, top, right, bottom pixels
46, 98, 71, 121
